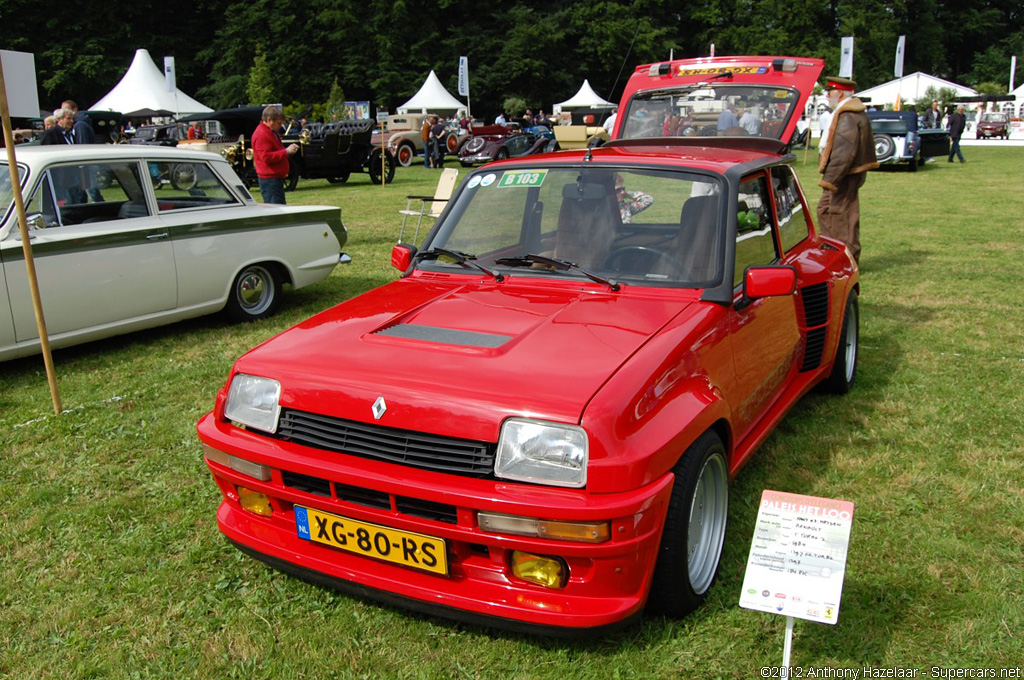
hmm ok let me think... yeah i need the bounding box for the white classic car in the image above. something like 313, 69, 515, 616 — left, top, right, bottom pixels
0, 145, 348, 361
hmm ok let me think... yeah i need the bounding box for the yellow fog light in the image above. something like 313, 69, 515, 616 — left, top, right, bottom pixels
238, 486, 273, 516
511, 551, 567, 588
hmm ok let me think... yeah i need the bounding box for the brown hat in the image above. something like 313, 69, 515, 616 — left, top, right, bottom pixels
824, 76, 856, 92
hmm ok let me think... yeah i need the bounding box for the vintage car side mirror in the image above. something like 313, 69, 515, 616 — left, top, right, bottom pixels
25, 213, 47, 230
738, 265, 796, 309
391, 243, 417, 273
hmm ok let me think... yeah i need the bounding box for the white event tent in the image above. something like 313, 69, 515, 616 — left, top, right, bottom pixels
553, 80, 616, 113
90, 48, 212, 117
397, 71, 466, 114
855, 72, 977, 109
1007, 83, 1024, 117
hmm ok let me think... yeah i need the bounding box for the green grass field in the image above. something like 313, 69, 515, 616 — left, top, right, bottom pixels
2, 147, 1022, 678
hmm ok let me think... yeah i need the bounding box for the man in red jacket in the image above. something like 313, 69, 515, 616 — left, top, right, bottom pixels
252, 105, 300, 204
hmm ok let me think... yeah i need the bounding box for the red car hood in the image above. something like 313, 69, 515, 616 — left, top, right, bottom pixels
234, 277, 694, 443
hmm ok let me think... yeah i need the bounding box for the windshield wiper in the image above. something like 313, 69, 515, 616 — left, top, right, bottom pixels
494, 253, 620, 291
418, 248, 504, 282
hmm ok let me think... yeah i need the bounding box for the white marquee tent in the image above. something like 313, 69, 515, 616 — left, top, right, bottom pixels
397, 71, 466, 114
553, 80, 616, 113
855, 72, 977, 109
1007, 83, 1024, 117
90, 49, 212, 117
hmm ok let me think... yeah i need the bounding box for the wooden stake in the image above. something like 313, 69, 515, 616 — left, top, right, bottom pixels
0, 58, 63, 415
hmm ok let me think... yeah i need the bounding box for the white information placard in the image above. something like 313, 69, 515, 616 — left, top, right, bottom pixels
739, 490, 854, 624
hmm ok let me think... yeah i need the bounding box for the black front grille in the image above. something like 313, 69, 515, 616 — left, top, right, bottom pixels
282, 470, 331, 497
275, 410, 496, 479
334, 481, 390, 510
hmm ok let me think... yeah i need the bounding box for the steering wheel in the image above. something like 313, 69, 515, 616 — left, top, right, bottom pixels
605, 246, 684, 277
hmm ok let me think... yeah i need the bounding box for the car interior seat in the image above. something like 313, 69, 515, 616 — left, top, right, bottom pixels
553, 182, 619, 270
675, 195, 721, 283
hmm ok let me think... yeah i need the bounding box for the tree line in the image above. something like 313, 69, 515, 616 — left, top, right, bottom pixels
3, 0, 1021, 120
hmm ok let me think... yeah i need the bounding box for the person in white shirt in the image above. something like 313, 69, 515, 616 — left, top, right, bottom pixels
603, 108, 618, 134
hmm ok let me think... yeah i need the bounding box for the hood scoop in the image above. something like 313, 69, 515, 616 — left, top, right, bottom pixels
374, 323, 512, 349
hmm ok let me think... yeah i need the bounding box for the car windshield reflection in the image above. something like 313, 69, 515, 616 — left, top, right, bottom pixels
424, 167, 725, 287
620, 85, 801, 141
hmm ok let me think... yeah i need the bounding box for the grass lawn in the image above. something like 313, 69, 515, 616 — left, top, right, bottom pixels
2, 147, 1022, 678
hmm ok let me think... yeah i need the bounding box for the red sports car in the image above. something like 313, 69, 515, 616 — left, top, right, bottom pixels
198, 55, 859, 635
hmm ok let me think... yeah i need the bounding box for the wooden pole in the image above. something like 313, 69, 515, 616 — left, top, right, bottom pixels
0, 58, 63, 415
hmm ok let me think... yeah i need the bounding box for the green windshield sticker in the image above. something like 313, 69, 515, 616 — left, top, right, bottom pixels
497, 170, 547, 188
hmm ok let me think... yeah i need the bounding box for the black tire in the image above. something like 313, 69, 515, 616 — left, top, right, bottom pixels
647, 431, 729, 617
873, 134, 895, 161
396, 142, 415, 167
326, 173, 350, 184
908, 155, 918, 172
369, 148, 396, 185
494, 147, 509, 160
286, 168, 300, 192
224, 264, 281, 322
821, 290, 859, 394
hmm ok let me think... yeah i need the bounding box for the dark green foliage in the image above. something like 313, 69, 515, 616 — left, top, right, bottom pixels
2, 0, 1020, 116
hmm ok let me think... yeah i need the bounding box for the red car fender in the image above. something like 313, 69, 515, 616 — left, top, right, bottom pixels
582, 303, 737, 493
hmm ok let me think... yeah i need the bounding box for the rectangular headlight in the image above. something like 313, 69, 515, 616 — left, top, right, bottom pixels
494, 418, 588, 488
224, 374, 282, 433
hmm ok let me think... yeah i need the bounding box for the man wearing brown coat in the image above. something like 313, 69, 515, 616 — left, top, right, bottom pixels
817, 76, 878, 262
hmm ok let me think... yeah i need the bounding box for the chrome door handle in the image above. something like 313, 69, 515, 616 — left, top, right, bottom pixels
146, 232, 169, 241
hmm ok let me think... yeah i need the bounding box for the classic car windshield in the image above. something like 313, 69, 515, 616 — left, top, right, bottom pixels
620, 85, 801, 141
981, 113, 1008, 123
424, 167, 725, 287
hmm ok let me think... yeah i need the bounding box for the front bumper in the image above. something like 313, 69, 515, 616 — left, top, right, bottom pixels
198, 413, 675, 634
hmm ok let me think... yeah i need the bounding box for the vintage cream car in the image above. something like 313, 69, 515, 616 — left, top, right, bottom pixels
0, 145, 348, 361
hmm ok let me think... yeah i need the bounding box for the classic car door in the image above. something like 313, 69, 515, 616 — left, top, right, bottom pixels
726, 172, 802, 439
1, 160, 177, 342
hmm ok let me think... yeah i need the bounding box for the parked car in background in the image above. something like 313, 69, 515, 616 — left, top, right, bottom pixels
180, 108, 395, 189
384, 114, 466, 166
199, 55, 861, 635
128, 122, 184, 147
383, 113, 430, 167
457, 124, 556, 165
976, 112, 1010, 139
0, 145, 348, 361
866, 110, 948, 171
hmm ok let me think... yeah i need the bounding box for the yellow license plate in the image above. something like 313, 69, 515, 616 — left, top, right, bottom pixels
294, 505, 448, 576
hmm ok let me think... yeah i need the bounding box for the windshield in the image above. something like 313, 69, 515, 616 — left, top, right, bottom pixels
423, 166, 725, 287
981, 113, 1007, 123
619, 84, 801, 141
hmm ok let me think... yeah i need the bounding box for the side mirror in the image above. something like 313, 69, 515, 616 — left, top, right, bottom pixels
741, 265, 796, 302
391, 243, 417, 273
25, 213, 47, 230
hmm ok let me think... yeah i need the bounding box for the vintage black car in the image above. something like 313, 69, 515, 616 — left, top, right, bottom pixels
867, 110, 948, 171
128, 123, 184, 147
179, 107, 395, 189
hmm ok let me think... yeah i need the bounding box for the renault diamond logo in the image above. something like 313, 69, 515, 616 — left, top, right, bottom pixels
372, 396, 387, 420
